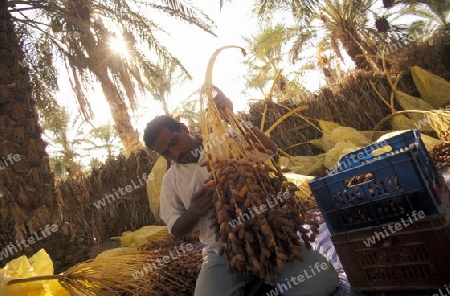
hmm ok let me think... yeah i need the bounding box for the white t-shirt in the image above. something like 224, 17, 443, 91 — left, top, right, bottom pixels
159, 151, 221, 254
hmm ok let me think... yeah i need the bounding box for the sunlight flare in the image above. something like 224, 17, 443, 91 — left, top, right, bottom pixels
109, 36, 129, 58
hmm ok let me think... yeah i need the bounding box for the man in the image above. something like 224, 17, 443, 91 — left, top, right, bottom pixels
143, 88, 339, 296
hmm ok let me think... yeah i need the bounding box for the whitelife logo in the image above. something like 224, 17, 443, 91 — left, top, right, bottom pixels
228, 192, 291, 228
265, 262, 330, 295
131, 243, 194, 279
93, 173, 153, 209
0, 224, 59, 261
325, 140, 388, 175
376, 27, 447, 58
190, 121, 254, 158
428, 282, 450, 296
414, 104, 450, 130
363, 210, 425, 247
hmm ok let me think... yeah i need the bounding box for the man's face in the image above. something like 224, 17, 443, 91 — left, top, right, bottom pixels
151, 125, 200, 164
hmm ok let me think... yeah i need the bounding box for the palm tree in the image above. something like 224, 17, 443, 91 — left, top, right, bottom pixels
86, 122, 123, 159
8, 0, 217, 154
0, 0, 206, 270
0, 0, 61, 266
252, 0, 405, 75
242, 24, 312, 101
317, 0, 378, 70
42, 107, 90, 178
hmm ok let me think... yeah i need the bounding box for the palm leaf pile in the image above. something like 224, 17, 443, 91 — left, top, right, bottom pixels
49, 149, 158, 272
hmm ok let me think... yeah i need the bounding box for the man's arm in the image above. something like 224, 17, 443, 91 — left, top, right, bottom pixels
171, 187, 214, 238
213, 86, 278, 154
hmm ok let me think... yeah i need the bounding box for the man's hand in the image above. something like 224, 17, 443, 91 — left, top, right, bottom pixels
213, 86, 233, 113
190, 187, 215, 217
170, 187, 214, 238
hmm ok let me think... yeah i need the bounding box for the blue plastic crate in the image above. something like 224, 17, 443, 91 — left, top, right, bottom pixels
308, 130, 443, 234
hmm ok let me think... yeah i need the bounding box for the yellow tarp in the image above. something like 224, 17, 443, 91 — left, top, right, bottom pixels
391, 114, 417, 130
319, 120, 340, 134
324, 142, 360, 169
146, 156, 168, 221
309, 121, 339, 151
310, 121, 371, 152
0, 249, 69, 296
279, 154, 325, 176
330, 126, 371, 148
376, 130, 443, 151
119, 225, 169, 248
395, 90, 434, 119
393, 90, 433, 131
410, 66, 450, 109
308, 121, 371, 169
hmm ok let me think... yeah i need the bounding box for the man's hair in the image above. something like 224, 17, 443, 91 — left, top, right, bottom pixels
143, 115, 181, 149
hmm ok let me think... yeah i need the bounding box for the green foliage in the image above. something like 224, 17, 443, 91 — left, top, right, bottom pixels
49, 158, 65, 179
43, 110, 123, 178
148, 60, 189, 115
251, 0, 378, 78
400, 0, 450, 39
242, 24, 312, 102
86, 123, 123, 158
173, 95, 201, 128
42, 107, 87, 179
253, 0, 317, 26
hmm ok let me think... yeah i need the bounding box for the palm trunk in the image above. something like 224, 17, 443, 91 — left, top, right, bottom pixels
340, 30, 373, 70
90, 63, 144, 154
0, 0, 58, 262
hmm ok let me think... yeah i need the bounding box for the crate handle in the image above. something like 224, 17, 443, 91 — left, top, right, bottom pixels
337, 142, 392, 168
337, 130, 421, 170
371, 145, 392, 157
